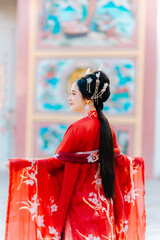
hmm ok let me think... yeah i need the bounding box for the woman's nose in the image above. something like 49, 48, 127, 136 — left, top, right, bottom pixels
68, 95, 71, 101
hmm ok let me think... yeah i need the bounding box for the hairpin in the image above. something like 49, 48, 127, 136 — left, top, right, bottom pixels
85, 64, 106, 103
86, 77, 93, 93
99, 64, 102, 71
85, 67, 91, 76
91, 71, 100, 103
91, 82, 108, 100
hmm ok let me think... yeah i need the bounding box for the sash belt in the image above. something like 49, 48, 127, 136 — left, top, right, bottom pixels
53, 148, 121, 163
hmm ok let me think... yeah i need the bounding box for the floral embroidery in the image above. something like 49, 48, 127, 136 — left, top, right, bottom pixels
17, 160, 37, 189
101, 234, 116, 240
88, 234, 100, 240
93, 166, 102, 187
88, 192, 101, 206
116, 219, 128, 237
12, 151, 144, 240
85, 111, 98, 119
76, 229, 101, 240
82, 164, 115, 240
122, 220, 128, 235
37, 215, 45, 227
87, 152, 99, 163
17, 159, 61, 240
124, 158, 142, 206
50, 196, 58, 214
51, 204, 58, 213
77, 230, 114, 240
53, 154, 59, 159
95, 178, 102, 186
18, 193, 39, 216
48, 226, 61, 240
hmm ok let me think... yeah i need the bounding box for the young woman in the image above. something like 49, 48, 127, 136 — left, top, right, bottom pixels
5, 69, 146, 240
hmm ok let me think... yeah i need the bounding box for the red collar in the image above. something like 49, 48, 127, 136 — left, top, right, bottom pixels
85, 110, 98, 119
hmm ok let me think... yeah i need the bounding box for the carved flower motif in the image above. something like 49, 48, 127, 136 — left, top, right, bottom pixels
87, 153, 99, 163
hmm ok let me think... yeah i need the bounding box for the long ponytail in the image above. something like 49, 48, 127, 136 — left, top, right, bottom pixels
77, 70, 115, 198
95, 105, 115, 199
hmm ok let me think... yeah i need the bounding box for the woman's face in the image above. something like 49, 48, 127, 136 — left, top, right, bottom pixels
68, 82, 86, 113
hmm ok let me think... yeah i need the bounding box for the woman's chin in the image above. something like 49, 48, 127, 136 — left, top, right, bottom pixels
70, 106, 79, 112
70, 106, 75, 112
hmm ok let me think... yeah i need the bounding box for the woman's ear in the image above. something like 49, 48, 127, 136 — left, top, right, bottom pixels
85, 99, 90, 105
86, 99, 94, 106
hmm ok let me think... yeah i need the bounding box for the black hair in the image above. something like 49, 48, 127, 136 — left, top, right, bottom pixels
77, 71, 115, 198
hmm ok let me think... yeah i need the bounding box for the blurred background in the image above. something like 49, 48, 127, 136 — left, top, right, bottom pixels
0, 0, 159, 239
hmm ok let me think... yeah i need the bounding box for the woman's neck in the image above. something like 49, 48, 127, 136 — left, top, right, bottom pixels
81, 106, 96, 118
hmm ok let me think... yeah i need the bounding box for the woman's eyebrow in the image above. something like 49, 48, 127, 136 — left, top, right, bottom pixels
71, 90, 77, 93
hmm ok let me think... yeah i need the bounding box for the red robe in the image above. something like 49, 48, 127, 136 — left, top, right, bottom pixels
5, 111, 146, 240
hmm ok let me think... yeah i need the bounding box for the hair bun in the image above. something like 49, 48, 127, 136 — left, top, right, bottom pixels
77, 70, 111, 110
101, 85, 110, 102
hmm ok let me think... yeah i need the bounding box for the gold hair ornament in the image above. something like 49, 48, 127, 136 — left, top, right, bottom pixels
85, 65, 107, 103
90, 64, 108, 103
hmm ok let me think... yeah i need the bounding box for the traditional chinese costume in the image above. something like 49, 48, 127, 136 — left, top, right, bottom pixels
5, 111, 146, 240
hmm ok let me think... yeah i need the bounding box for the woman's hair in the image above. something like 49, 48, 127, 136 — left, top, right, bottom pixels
77, 71, 115, 199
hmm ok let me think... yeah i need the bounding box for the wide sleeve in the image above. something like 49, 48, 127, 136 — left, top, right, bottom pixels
5, 123, 83, 239
114, 154, 146, 240
5, 157, 81, 240
109, 124, 146, 239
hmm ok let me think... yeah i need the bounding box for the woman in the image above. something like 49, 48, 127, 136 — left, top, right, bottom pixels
5, 69, 146, 240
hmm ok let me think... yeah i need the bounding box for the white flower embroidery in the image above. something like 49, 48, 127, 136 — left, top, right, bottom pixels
51, 204, 58, 213
95, 178, 102, 185
88, 193, 101, 206
53, 154, 59, 159
29, 194, 38, 214
37, 215, 45, 227
44, 237, 53, 240
29, 197, 38, 214
76, 230, 101, 240
88, 234, 101, 240
116, 219, 129, 237
48, 226, 60, 240
122, 220, 128, 235
37, 229, 43, 239
19, 194, 39, 216
25, 179, 34, 186
124, 158, 141, 206
49, 226, 57, 235
100, 195, 106, 201
124, 194, 131, 203
17, 160, 37, 190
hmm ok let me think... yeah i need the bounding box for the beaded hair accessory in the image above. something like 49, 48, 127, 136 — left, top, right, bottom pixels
91, 82, 108, 101
90, 71, 100, 103
92, 65, 108, 103
85, 68, 92, 93
85, 65, 108, 103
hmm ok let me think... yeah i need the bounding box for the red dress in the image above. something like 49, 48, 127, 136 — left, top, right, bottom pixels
5, 111, 146, 240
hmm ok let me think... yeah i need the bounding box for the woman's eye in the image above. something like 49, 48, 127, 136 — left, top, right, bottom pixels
70, 92, 76, 95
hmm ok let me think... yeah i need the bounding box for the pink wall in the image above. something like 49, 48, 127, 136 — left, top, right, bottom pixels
142, 0, 157, 178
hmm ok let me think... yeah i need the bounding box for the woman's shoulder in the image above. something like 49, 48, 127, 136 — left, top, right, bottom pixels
70, 115, 99, 132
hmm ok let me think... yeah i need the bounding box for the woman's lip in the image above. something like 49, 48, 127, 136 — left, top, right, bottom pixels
70, 103, 73, 106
